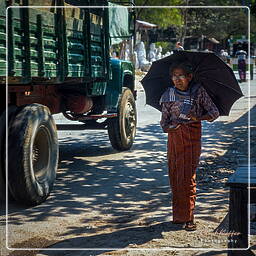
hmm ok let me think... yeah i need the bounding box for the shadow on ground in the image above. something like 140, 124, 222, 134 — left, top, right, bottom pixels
33, 222, 185, 256
1, 104, 255, 254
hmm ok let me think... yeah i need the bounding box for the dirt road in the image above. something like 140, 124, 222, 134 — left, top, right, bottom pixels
0, 75, 255, 256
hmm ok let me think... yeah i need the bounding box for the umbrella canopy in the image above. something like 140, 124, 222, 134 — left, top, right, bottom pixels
141, 51, 243, 115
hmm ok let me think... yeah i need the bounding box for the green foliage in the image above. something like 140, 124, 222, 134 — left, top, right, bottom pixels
114, 0, 252, 50
138, 7, 182, 28
155, 41, 172, 53
251, 15, 256, 43
135, 0, 184, 28
252, 3, 256, 17
248, 0, 256, 43
132, 0, 250, 45
186, 7, 248, 40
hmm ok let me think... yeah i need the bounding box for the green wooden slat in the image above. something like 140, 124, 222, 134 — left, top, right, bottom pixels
0, 70, 5, 76
44, 70, 57, 77
55, 4, 68, 82
0, 46, 5, 56
30, 26, 54, 36
44, 38, 56, 48
14, 49, 55, 65
66, 30, 83, 39
30, 62, 39, 70
29, 23, 37, 32
67, 63, 85, 77
102, 7, 108, 79
20, 2, 31, 81
29, 37, 38, 46
0, 60, 6, 72
36, 14, 45, 77
0, 32, 5, 41
30, 25, 56, 37
14, 70, 22, 76
15, 62, 24, 69
44, 51, 57, 59
91, 45, 102, 52
13, 20, 22, 31
30, 50, 38, 59
68, 64, 84, 70
0, 1, 6, 17
14, 34, 22, 44
68, 53, 84, 63
91, 82, 107, 95
31, 70, 38, 76
7, 6, 15, 76
14, 61, 39, 70
14, 47, 23, 57
9, 65, 56, 75
67, 41, 84, 51
45, 63, 57, 69
68, 72, 85, 77
83, 8, 91, 78
12, 7, 21, 20
0, 18, 5, 27
43, 26, 56, 36
91, 55, 102, 64
91, 34, 101, 42
91, 66, 103, 79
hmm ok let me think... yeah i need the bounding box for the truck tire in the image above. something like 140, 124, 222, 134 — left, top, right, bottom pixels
8, 104, 59, 206
108, 87, 137, 151
0, 106, 18, 201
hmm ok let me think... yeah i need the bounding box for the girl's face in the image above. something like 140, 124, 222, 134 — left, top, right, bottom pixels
171, 68, 193, 91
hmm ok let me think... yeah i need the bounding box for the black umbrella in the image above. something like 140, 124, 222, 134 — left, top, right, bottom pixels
141, 51, 243, 115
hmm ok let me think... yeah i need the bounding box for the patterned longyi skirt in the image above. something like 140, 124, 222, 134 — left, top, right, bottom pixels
167, 121, 202, 223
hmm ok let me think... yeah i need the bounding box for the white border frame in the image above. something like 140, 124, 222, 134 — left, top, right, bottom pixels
5, 4, 251, 252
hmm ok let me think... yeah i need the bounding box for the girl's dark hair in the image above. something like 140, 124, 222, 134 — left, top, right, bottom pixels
169, 61, 193, 76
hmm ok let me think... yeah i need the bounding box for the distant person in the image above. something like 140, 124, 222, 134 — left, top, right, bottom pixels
220, 49, 229, 63
235, 48, 247, 82
174, 41, 184, 51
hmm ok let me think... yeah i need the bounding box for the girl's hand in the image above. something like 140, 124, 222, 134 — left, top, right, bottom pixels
187, 114, 199, 121
188, 114, 214, 122
166, 124, 181, 132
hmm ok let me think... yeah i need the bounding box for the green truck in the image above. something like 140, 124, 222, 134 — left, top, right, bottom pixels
0, 0, 136, 205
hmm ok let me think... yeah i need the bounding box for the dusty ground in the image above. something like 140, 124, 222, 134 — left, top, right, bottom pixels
0, 73, 255, 256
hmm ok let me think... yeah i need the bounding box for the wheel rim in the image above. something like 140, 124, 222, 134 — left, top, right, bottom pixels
32, 126, 50, 182
124, 100, 136, 141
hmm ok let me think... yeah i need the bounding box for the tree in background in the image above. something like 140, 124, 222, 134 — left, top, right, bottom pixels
250, 0, 256, 52
135, 0, 184, 29
125, 0, 253, 51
